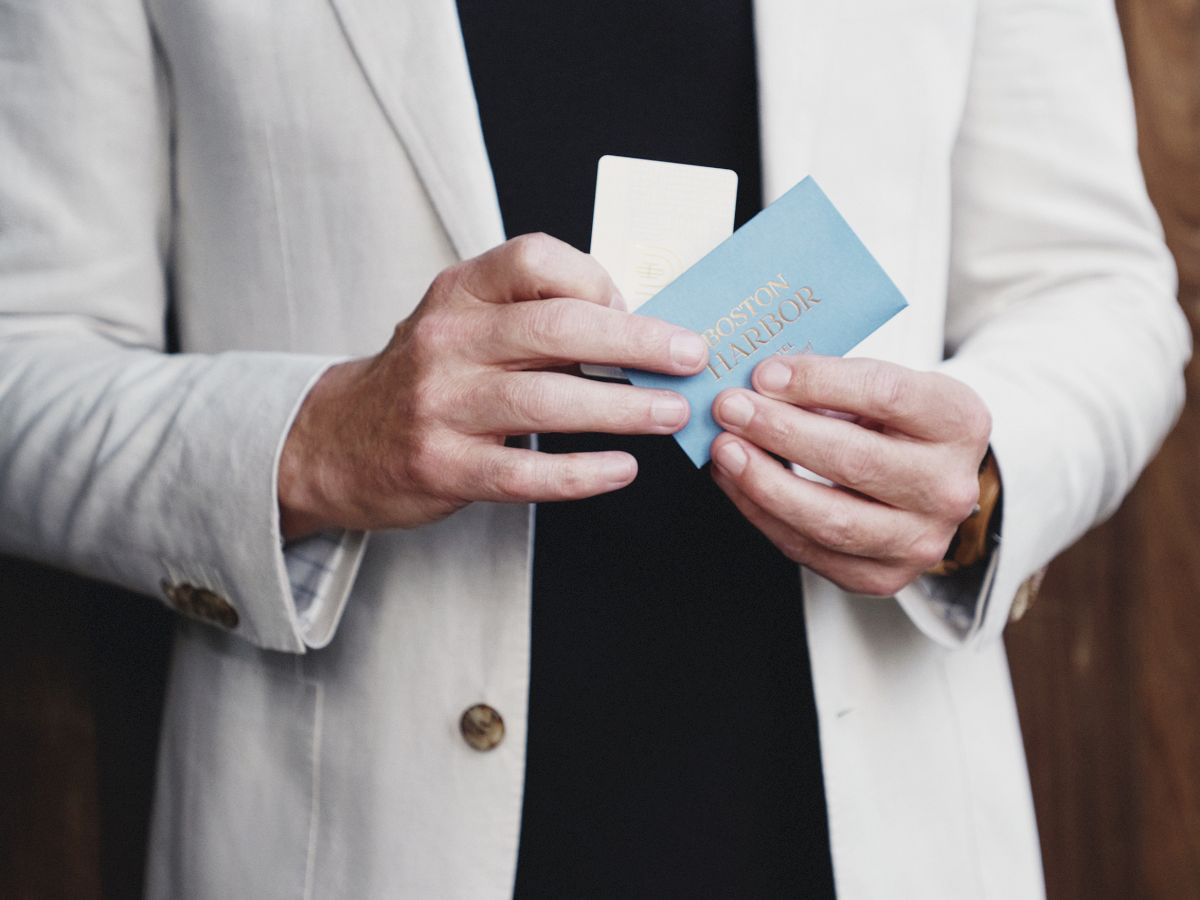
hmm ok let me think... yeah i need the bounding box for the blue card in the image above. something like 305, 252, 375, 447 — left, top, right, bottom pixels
626, 177, 909, 466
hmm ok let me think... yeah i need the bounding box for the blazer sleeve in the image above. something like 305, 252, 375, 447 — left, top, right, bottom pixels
899, 0, 1190, 648
0, 0, 363, 652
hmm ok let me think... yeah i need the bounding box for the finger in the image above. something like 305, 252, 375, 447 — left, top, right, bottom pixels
454, 444, 638, 503
451, 371, 690, 436
481, 297, 708, 375
708, 433, 948, 568
712, 389, 976, 518
711, 467, 922, 597
458, 232, 624, 309
752, 354, 991, 444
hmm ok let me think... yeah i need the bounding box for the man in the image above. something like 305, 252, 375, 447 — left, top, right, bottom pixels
0, 0, 1187, 897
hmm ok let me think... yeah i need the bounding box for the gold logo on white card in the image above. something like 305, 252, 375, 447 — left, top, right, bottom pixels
631, 243, 685, 301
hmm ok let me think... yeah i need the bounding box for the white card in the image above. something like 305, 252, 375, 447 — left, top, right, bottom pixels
582, 156, 737, 378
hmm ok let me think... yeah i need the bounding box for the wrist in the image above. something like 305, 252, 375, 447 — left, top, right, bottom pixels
278, 358, 370, 541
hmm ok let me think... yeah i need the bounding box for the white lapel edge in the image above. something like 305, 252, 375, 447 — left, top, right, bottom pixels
326, 0, 506, 259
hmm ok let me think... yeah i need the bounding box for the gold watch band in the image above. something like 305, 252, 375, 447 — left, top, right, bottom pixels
926, 448, 1001, 577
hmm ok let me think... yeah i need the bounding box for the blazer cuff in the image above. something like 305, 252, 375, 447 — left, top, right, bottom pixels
931, 354, 1073, 647
895, 551, 1001, 649
157, 354, 349, 652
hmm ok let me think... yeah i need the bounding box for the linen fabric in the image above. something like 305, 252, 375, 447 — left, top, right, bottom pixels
0, 0, 1186, 897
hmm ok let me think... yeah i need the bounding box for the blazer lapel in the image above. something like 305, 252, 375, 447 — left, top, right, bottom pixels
753, 0, 832, 204
327, 0, 506, 259
755, 0, 911, 366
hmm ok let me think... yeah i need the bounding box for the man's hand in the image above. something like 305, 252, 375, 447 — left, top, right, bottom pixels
709, 354, 992, 596
278, 234, 709, 539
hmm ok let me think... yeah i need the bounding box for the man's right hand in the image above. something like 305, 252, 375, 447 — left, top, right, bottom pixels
277, 233, 709, 540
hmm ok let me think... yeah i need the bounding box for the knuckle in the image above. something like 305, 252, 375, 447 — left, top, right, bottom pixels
835, 435, 880, 488
406, 373, 446, 422
617, 393, 650, 430
778, 534, 813, 564
854, 568, 911, 597
789, 358, 820, 398
491, 377, 523, 423
428, 265, 462, 299
624, 318, 669, 363
942, 474, 981, 523
749, 404, 795, 452
386, 320, 412, 358
938, 376, 992, 444
599, 389, 642, 431
966, 403, 993, 445
910, 531, 951, 571
403, 432, 445, 493
868, 365, 908, 418
510, 378, 561, 430
490, 373, 519, 410
409, 310, 461, 355
522, 298, 576, 347
815, 506, 860, 552
555, 461, 595, 498
488, 453, 537, 501
510, 232, 556, 274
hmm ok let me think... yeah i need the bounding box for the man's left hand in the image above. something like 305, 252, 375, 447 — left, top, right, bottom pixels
710, 354, 992, 596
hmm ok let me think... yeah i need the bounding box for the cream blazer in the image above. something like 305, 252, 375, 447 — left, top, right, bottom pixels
0, 0, 1187, 897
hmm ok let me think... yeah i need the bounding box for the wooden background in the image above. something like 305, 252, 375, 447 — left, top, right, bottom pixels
1, 2, 1198, 897
1005, 1, 1200, 897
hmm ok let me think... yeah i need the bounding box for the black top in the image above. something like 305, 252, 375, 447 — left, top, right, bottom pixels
456, 2, 835, 897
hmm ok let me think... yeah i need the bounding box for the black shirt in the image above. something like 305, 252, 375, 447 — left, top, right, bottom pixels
456, 2, 835, 896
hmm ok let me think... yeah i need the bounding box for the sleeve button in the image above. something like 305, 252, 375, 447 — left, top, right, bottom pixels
1009, 567, 1047, 623
160, 580, 240, 630
459, 703, 505, 751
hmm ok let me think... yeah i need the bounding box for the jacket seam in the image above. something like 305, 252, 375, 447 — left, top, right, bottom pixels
302, 679, 325, 900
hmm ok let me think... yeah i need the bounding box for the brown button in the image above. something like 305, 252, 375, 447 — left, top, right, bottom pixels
161, 580, 240, 630
1009, 567, 1047, 623
460, 703, 505, 752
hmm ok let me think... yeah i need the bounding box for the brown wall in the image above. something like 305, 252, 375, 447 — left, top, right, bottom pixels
1, 3, 1198, 898
0, 561, 171, 899
1006, 1, 1200, 898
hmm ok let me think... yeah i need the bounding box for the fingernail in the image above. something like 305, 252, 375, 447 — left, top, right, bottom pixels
670, 332, 707, 369
651, 396, 688, 427
718, 393, 754, 428
602, 456, 636, 484
757, 358, 790, 393
714, 441, 748, 476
